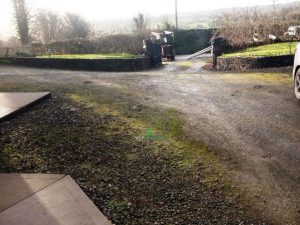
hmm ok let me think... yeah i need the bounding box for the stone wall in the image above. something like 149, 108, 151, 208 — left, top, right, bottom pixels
217, 55, 294, 71
10, 57, 152, 72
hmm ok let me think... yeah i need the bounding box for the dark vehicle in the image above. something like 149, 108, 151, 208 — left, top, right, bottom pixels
150, 31, 175, 61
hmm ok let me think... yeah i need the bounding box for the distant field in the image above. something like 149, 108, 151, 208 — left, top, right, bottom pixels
222, 42, 298, 58
38, 53, 140, 59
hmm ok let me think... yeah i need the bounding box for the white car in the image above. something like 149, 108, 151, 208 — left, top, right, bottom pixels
293, 43, 300, 100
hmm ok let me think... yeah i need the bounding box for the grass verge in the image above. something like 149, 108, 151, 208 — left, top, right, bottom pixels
178, 61, 193, 69
222, 42, 297, 58
37, 53, 140, 59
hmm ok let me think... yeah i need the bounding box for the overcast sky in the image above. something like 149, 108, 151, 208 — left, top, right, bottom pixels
0, 0, 297, 40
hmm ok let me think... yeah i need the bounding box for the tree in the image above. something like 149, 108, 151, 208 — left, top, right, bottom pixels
216, 4, 300, 48
64, 13, 90, 39
33, 10, 64, 43
133, 13, 149, 34
161, 17, 174, 31
6, 36, 21, 47
12, 0, 30, 45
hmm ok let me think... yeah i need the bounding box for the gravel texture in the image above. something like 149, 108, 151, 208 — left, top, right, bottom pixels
0, 96, 270, 225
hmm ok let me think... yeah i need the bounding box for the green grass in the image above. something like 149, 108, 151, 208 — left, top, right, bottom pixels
37, 53, 140, 59
222, 42, 298, 58
179, 61, 193, 69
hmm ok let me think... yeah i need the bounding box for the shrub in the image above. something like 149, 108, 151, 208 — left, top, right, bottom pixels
32, 34, 147, 55
174, 29, 214, 54
216, 5, 300, 49
32, 29, 215, 56
16, 51, 36, 57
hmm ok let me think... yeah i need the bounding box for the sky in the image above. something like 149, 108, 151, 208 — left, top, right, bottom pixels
0, 0, 297, 40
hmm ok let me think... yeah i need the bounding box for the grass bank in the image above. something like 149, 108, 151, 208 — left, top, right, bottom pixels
222, 42, 298, 58
37, 53, 140, 59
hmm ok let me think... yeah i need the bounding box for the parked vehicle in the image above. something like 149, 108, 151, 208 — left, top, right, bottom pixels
150, 31, 175, 61
293, 43, 300, 100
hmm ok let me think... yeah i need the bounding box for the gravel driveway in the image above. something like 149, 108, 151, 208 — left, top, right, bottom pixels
0, 58, 299, 224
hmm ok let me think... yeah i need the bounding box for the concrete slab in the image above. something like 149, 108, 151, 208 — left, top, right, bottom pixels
0, 92, 51, 123
0, 175, 112, 225
0, 173, 64, 212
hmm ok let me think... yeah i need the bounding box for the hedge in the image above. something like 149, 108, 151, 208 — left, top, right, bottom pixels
31, 29, 215, 56
174, 29, 215, 54
217, 55, 294, 71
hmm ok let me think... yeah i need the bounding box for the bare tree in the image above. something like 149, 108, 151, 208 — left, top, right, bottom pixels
12, 0, 30, 45
216, 5, 300, 48
64, 13, 90, 39
161, 16, 174, 31
33, 10, 64, 43
6, 36, 22, 47
133, 13, 149, 34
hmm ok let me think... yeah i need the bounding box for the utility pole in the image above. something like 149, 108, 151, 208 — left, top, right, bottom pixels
175, 0, 178, 29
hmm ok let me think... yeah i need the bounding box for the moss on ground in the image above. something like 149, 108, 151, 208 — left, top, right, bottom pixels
178, 61, 193, 69
0, 82, 272, 224
221, 72, 291, 85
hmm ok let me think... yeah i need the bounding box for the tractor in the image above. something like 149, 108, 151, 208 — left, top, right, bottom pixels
150, 31, 175, 61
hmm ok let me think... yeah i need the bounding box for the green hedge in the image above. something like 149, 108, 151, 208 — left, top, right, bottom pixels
217, 55, 294, 71
31, 30, 214, 56
174, 29, 214, 55
32, 34, 147, 55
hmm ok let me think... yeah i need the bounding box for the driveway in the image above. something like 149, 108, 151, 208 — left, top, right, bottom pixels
0, 58, 299, 224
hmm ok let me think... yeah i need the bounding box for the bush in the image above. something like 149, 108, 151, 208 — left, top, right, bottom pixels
217, 55, 294, 71
216, 5, 300, 49
32, 29, 215, 56
16, 51, 36, 57
32, 34, 147, 55
174, 29, 214, 54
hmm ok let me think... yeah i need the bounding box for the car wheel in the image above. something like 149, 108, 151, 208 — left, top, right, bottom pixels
295, 70, 300, 100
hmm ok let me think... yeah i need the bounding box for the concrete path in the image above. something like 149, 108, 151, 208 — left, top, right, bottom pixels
0, 92, 51, 123
0, 174, 112, 225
